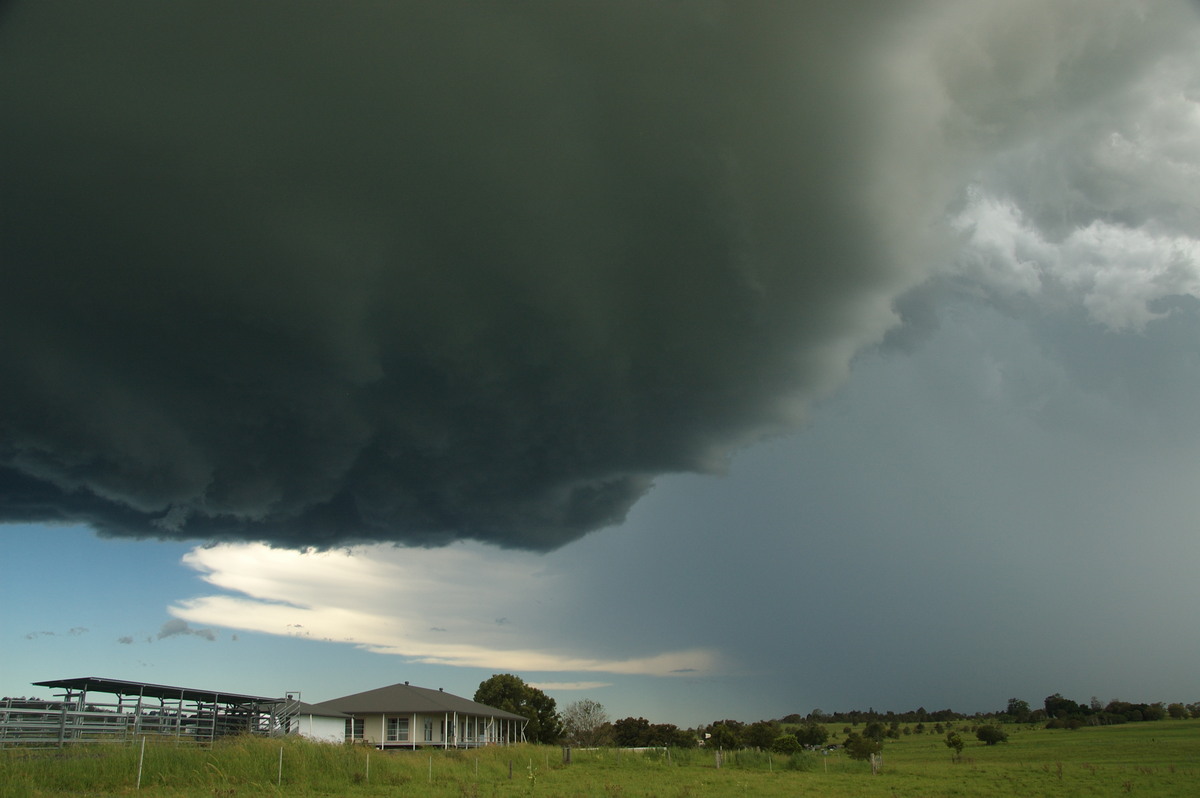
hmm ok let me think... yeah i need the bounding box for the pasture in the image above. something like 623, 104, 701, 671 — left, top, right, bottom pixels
1, 719, 1197, 797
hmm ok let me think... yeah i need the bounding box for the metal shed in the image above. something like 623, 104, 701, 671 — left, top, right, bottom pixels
0, 676, 294, 748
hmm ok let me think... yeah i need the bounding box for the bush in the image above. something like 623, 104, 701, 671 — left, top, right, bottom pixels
843, 733, 882, 761
771, 735, 802, 755
976, 725, 1008, 745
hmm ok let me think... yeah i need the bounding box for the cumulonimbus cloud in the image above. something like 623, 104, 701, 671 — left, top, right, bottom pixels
1, 1, 1196, 550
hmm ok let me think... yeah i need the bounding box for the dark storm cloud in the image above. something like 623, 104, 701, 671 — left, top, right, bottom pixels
0, 2, 1190, 549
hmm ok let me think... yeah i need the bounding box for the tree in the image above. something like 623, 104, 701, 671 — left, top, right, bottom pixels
560, 699, 609, 747
794, 723, 829, 748
1044, 693, 1086, 719
1005, 698, 1031, 723
944, 731, 964, 761
843, 732, 882, 761
706, 720, 744, 750
976, 725, 1008, 745
744, 720, 780, 750
771, 734, 802, 754
646, 723, 697, 748
611, 717, 651, 747
474, 674, 562, 744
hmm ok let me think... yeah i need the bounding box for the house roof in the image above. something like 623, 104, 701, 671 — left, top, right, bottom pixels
293, 701, 349, 718
310, 682, 525, 722
32, 677, 283, 706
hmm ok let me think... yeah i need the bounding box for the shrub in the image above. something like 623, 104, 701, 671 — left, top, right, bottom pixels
843, 733, 882, 761
771, 734, 801, 755
976, 725, 1009, 745
794, 723, 828, 748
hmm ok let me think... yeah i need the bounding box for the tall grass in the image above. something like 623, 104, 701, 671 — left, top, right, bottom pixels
2, 720, 1197, 797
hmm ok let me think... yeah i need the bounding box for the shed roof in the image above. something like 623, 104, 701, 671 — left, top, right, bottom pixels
310, 682, 525, 722
32, 677, 284, 706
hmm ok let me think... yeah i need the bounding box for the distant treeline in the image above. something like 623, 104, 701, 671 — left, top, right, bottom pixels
778, 694, 1200, 730
778, 707, 964, 725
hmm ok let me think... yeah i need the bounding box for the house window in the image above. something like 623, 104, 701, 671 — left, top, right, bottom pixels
424, 718, 434, 742
345, 718, 364, 741
386, 716, 409, 742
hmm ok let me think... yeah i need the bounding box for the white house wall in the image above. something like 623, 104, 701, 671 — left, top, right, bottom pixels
344, 712, 518, 748
292, 714, 346, 744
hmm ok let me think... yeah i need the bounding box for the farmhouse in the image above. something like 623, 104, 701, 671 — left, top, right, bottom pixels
286, 701, 349, 744
1, 677, 525, 750
297, 682, 527, 748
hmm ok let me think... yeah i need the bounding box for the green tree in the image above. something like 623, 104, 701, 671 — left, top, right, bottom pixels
1005, 698, 1031, 723
944, 731, 964, 761
1044, 693, 1087, 719
976, 725, 1008, 745
843, 732, 882, 761
743, 720, 780, 749
560, 698, 609, 747
706, 720, 744, 750
771, 734, 802, 754
862, 721, 886, 742
474, 674, 562, 744
611, 717, 660, 747
794, 723, 829, 748
647, 723, 697, 748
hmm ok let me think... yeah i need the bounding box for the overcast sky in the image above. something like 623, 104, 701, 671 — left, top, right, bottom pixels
3, 1, 1199, 726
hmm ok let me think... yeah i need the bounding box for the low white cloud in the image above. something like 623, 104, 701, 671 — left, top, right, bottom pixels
952, 189, 1200, 330
172, 542, 718, 677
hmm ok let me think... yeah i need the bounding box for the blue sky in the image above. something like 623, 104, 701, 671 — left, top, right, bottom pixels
3, 1, 1200, 728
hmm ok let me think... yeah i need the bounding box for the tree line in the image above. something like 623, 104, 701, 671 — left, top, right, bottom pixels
474, 675, 1199, 749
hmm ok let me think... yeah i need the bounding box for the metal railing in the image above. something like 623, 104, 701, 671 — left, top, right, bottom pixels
0, 697, 291, 749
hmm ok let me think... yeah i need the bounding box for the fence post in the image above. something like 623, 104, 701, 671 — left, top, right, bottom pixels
137, 736, 146, 789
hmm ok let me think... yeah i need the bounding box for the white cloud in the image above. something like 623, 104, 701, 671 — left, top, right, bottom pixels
940, 19, 1200, 332
951, 189, 1200, 330
528, 682, 612, 692
172, 542, 718, 677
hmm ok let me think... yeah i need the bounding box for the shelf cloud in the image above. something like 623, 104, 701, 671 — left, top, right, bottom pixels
2, 1, 1195, 550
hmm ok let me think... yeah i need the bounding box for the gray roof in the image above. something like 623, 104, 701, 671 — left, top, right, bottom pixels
310, 682, 525, 722
33, 676, 283, 705
293, 701, 349, 718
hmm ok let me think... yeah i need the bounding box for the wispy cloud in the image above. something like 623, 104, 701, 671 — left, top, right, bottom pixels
24, 627, 88, 640
529, 682, 612, 692
156, 618, 216, 642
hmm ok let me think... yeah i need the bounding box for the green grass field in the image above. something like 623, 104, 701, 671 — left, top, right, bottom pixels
2, 720, 1197, 797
